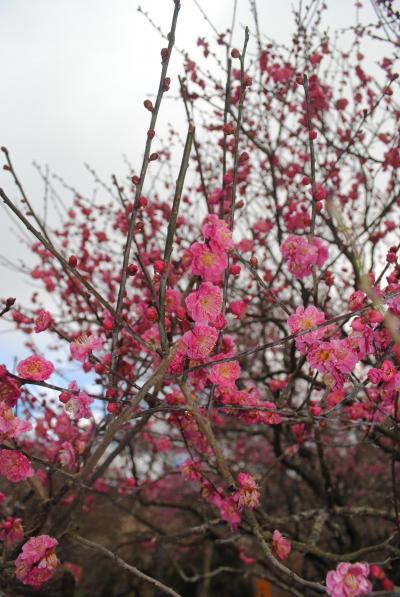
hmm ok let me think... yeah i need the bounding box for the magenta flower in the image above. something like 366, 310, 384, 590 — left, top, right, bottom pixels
70, 333, 103, 362
0, 404, 32, 440
182, 325, 218, 360
185, 282, 222, 323
58, 441, 77, 471
281, 234, 328, 279
0, 516, 24, 548
189, 242, 228, 283
16, 355, 54, 381
63, 381, 93, 420
34, 309, 52, 333
180, 458, 202, 481
211, 494, 241, 530
0, 376, 21, 407
234, 472, 260, 510
209, 356, 241, 388
326, 562, 372, 597
307, 342, 335, 373
15, 535, 59, 590
287, 305, 326, 352
0, 449, 33, 483
229, 299, 249, 319
329, 339, 358, 374
201, 214, 234, 252
272, 530, 291, 561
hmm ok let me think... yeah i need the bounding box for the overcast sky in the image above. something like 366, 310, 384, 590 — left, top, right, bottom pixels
0, 0, 379, 361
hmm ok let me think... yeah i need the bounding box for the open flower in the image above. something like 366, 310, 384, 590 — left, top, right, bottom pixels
34, 309, 52, 333
0, 516, 24, 548
0, 376, 21, 407
70, 334, 103, 362
281, 234, 328, 279
63, 381, 93, 420
185, 282, 222, 323
189, 242, 228, 283
16, 355, 54, 381
201, 214, 233, 252
180, 458, 202, 482
287, 305, 326, 352
15, 535, 59, 590
209, 356, 241, 388
0, 449, 33, 483
326, 562, 372, 597
272, 530, 291, 561
234, 472, 260, 510
0, 403, 32, 440
182, 325, 218, 360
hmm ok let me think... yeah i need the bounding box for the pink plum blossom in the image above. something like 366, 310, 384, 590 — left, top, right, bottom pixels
326, 562, 372, 597
15, 535, 59, 590
62, 381, 93, 420
185, 282, 222, 323
201, 214, 234, 252
16, 355, 54, 381
234, 473, 260, 510
0, 449, 34, 482
281, 234, 328, 278
182, 325, 218, 360
209, 356, 241, 388
34, 309, 52, 333
189, 242, 228, 283
70, 333, 103, 362
329, 339, 358, 374
307, 342, 335, 373
0, 376, 21, 407
272, 530, 291, 561
0, 516, 24, 548
208, 354, 240, 388
287, 305, 326, 352
0, 403, 32, 440
180, 458, 202, 481
58, 441, 77, 471
229, 299, 249, 319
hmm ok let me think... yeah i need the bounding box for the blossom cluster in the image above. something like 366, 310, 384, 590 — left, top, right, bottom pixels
281, 234, 328, 279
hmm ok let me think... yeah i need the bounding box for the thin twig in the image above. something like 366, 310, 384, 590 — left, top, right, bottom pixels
71, 534, 183, 597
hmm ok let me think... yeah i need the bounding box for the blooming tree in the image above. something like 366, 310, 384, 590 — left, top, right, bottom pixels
0, 0, 399, 595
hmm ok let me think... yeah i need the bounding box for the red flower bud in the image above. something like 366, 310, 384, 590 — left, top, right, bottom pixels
153, 260, 165, 273
145, 306, 158, 321
230, 264, 241, 276
386, 252, 397, 263
95, 363, 106, 374
161, 48, 169, 62
128, 264, 138, 276
222, 123, 235, 135
296, 73, 304, 85
107, 402, 119, 414
243, 74, 252, 87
